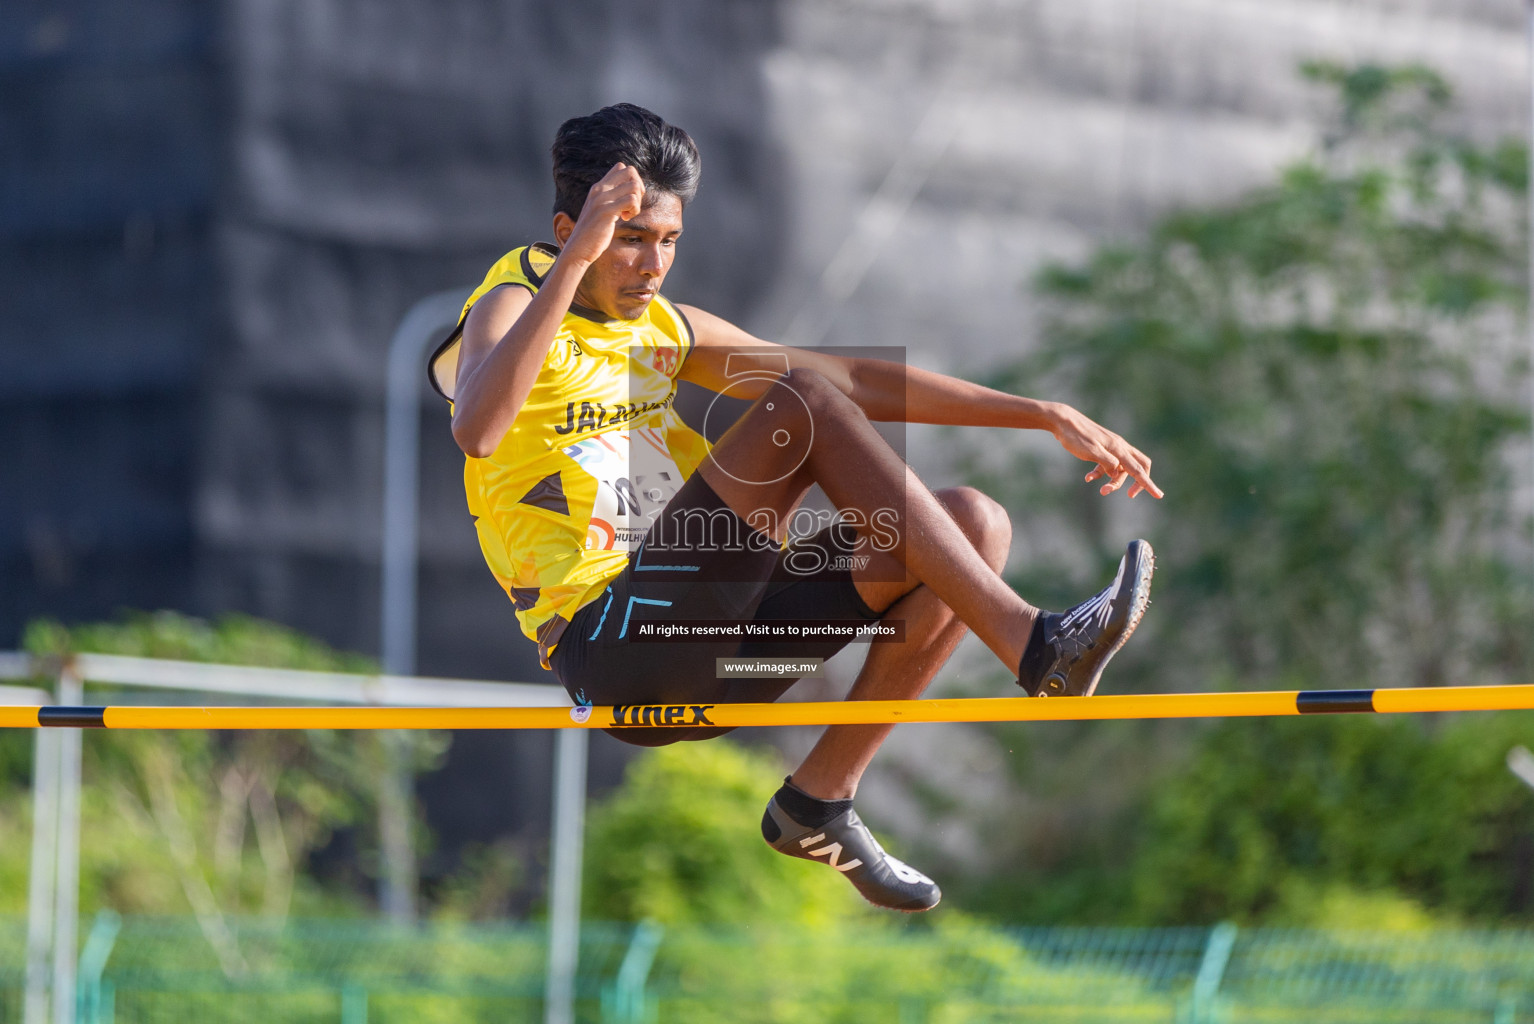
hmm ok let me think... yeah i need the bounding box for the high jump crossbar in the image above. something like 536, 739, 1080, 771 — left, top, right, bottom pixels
6, 683, 1534, 730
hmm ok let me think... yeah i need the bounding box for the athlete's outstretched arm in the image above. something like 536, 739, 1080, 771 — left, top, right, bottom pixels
451, 163, 646, 458
674, 304, 1162, 499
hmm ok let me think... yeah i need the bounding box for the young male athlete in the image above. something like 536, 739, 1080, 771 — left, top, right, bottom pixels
431, 104, 1161, 912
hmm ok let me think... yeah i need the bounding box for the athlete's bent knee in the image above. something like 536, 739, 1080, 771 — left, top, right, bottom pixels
779, 367, 857, 421
937, 486, 1012, 565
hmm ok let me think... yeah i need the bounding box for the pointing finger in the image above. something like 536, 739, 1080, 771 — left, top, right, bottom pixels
1133, 471, 1165, 500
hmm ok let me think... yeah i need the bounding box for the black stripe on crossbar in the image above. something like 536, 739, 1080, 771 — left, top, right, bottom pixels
37, 707, 107, 728
1296, 690, 1375, 714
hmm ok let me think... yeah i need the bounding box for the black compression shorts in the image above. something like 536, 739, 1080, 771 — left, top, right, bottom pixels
549, 470, 884, 746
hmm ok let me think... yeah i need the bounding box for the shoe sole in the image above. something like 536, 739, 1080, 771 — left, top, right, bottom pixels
1080, 539, 1154, 696
888, 894, 942, 913
1039, 539, 1154, 698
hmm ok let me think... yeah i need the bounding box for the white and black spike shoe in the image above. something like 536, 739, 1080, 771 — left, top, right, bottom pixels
762, 798, 942, 912
1018, 539, 1154, 698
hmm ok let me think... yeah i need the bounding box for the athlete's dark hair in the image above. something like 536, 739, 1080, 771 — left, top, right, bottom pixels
551, 103, 701, 221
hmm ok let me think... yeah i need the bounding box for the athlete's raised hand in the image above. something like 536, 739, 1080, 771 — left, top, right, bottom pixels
560, 162, 646, 266
1049, 405, 1163, 499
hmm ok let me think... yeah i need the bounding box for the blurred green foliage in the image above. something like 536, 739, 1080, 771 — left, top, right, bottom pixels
21, 611, 379, 673
988, 60, 1531, 691
643, 915, 1170, 1024
960, 63, 1534, 926
581, 738, 871, 927
577, 740, 1104, 1022
1131, 710, 1534, 926
1, 612, 453, 943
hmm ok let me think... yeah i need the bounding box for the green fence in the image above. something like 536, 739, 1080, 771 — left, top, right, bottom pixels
5, 916, 1534, 1023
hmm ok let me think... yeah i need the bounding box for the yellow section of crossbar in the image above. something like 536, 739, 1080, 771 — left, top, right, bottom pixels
0, 706, 40, 728
2, 684, 1534, 729
1369, 685, 1534, 714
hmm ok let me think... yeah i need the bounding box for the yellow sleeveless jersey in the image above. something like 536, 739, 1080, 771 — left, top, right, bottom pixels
430, 243, 711, 669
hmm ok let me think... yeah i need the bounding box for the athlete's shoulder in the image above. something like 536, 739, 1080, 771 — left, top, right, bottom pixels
649, 294, 696, 356
428, 242, 561, 402
459, 241, 560, 330
473, 241, 560, 301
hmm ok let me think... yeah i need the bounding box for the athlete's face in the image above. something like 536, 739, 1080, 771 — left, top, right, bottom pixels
558, 191, 683, 321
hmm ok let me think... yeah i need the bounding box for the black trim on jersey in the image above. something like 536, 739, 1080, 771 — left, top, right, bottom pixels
519, 241, 559, 286
426, 283, 537, 401
428, 324, 466, 402
568, 302, 616, 324
672, 302, 697, 361
425, 242, 560, 401
426, 292, 524, 402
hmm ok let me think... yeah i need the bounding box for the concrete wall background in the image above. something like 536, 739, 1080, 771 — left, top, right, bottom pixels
1, 0, 218, 637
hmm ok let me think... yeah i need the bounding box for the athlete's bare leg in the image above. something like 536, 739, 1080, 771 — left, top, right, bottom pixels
730, 370, 1151, 912
697, 366, 1037, 673
788, 485, 1011, 800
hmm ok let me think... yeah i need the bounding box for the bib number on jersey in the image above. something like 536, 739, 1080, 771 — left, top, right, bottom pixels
562, 427, 684, 552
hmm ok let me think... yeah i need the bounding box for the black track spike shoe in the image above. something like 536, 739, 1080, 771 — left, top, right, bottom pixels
761, 797, 941, 912
1018, 539, 1154, 698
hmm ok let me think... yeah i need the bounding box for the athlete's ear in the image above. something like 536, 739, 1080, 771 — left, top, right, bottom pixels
553, 212, 576, 247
